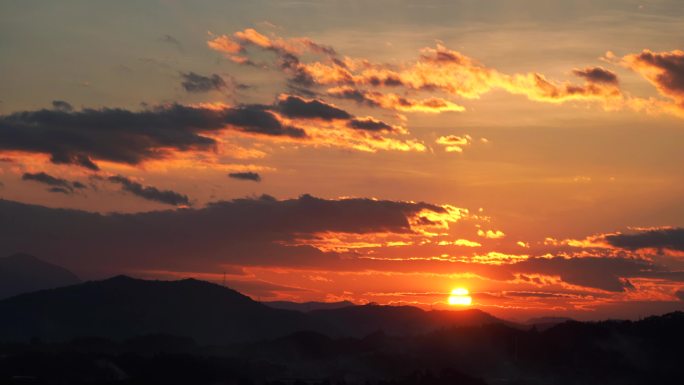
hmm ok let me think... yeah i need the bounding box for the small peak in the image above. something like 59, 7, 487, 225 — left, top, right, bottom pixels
177, 278, 219, 287
104, 275, 138, 282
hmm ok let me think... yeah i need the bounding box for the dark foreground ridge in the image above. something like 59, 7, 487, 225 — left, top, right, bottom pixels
0, 313, 682, 385
0, 276, 683, 384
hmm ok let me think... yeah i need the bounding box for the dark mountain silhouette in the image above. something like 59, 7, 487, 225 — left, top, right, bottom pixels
264, 300, 355, 312
238, 312, 684, 384
0, 253, 80, 299
2, 312, 682, 384
0, 275, 328, 344
526, 316, 574, 324
0, 276, 514, 345
308, 304, 518, 337
526, 316, 575, 331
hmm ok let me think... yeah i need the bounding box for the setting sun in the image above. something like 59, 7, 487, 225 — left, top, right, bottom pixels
448, 288, 473, 306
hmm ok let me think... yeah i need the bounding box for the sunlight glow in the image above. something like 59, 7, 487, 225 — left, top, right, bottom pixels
448, 288, 473, 306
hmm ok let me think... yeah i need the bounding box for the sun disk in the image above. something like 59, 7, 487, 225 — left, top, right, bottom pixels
448, 287, 472, 306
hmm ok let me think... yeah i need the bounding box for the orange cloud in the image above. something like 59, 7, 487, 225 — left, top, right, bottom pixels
436, 135, 472, 153
438, 239, 482, 247
478, 229, 506, 239
208, 30, 631, 117
207, 34, 242, 54
620, 49, 684, 111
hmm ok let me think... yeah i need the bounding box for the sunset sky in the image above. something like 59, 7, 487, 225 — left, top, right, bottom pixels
1, 0, 683, 320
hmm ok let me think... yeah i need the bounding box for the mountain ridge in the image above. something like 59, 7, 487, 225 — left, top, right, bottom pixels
0, 253, 81, 299
0, 275, 514, 344
264, 300, 356, 312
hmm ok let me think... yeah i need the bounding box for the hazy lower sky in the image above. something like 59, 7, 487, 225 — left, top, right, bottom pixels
1, 0, 683, 320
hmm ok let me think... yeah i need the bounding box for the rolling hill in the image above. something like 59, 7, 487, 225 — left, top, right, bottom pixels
0, 275, 326, 344
0, 253, 80, 299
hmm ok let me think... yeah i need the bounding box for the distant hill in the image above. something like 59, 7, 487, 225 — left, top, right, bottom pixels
0, 253, 80, 299
308, 304, 517, 337
0, 276, 512, 344
0, 275, 328, 344
527, 316, 575, 324
264, 300, 355, 312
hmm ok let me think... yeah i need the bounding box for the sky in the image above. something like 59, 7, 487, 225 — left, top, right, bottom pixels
1, 0, 683, 321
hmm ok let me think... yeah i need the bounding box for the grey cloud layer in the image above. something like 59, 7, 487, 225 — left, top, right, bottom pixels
0, 196, 681, 293
20, 171, 190, 204
22, 172, 86, 195
0, 195, 441, 274
180, 72, 228, 93
270, 95, 397, 131
0, 104, 306, 170
273, 95, 351, 120
228, 172, 261, 182
107, 175, 190, 206
604, 228, 684, 251
572, 67, 619, 85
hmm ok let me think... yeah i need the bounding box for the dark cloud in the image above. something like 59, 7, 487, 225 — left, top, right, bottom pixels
22, 172, 87, 195
501, 256, 649, 292
629, 50, 684, 101
348, 118, 394, 132
180, 72, 227, 93
224, 106, 306, 138
0, 196, 682, 293
107, 175, 190, 206
46, 187, 72, 194
353, 254, 680, 293
366, 74, 404, 87
573, 67, 619, 85
328, 87, 381, 107
286, 85, 320, 98
274, 95, 351, 120
229, 172, 261, 182
327, 87, 460, 113
0, 195, 443, 275
51, 100, 73, 112
279, 52, 316, 88
604, 228, 684, 251
270, 95, 397, 132
303, 41, 337, 58
0, 104, 306, 170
